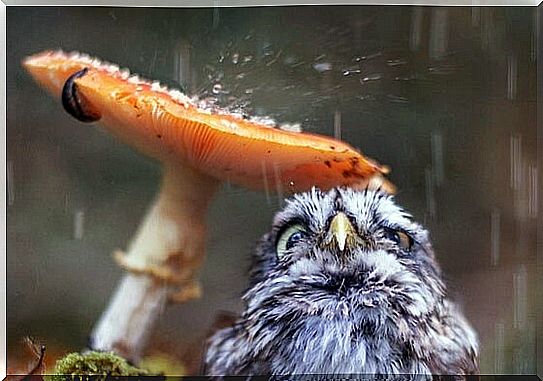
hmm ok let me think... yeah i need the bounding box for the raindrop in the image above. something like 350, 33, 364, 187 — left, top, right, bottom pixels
355, 52, 382, 62
513, 319, 537, 373
386, 59, 407, 67
232, 53, 239, 65
313, 62, 333, 73
510, 134, 522, 191
528, 163, 538, 218
266, 49, 283, 67
470, 7, 480, 27
387, 94, 409, 103
7, 160, 14, 206
494, 321, 505, 373
342, 68, 361, 76
394, 75, 416, 82
174, 41, 192, 92
250, 115, 276, 128
148, 50, 159, 74
334, 110, 342, 140
425, 166, 436, 219
360, 74, 382, 83
507, 54, 518, 101
261, 161, 271, 205
428, 64, 457, 75
531, 12, 537, 62
261, 41, 273, 53
480, 8, 494, 52
429, 8, 449, 60
273, 163, 284, 208
73, 209, 85, 240
356, 94, 375, 102
431, 131, 444, 187
212, 0, 220, 29
513, 264, 527, 330
279, 123, 302, 133
490, 209, 500, 266
410, 7, 424, 52
243, 55, 253, 63
225, 177, 232, 191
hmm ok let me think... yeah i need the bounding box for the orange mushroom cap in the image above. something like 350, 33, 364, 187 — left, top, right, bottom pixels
23, 50, 393, 193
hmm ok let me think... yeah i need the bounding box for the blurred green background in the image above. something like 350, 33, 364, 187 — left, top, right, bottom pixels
6, 5, 540, 375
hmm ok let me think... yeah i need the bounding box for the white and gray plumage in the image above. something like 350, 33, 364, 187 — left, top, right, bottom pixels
205, 188, 479, 377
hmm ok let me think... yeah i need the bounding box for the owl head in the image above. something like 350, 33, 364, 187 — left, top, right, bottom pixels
247, 187, 446, 322
206, 187, 478, 375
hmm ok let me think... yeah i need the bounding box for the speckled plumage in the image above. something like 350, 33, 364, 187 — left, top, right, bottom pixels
205, 188, 478, 377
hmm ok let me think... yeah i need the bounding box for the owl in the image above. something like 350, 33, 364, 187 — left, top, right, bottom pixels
205, 187, 479, 377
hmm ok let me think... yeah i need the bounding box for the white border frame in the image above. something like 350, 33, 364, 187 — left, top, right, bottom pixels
1, 1, 7, 379
1, 2, 541, 380
1, 0, 542, 6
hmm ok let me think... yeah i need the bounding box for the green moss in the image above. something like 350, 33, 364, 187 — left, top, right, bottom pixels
50, 351, 152, 381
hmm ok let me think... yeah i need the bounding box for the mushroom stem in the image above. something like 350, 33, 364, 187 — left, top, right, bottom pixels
89, 163, 220, 363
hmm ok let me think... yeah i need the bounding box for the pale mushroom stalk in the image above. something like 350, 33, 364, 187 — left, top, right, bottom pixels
90, 164, 220, 362
23, 50, 392, 365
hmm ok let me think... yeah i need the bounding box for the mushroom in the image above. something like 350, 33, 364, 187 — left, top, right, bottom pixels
22, 50, 394, 363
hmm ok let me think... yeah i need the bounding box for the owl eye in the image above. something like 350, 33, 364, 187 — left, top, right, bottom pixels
383, 227, 413, 251
276, 224, 308, 258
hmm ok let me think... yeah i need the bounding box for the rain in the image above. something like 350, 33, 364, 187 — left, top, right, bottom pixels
73, 209, 85, 241
5, 5, 539, 376
7, 160, 14, 206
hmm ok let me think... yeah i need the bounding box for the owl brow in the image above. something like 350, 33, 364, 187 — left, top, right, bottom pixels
378, 221, 422, 247
373, 212, 412, 233
273, 216, 310, 235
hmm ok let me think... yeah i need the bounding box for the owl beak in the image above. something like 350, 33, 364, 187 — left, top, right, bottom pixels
325, 212, 357, 252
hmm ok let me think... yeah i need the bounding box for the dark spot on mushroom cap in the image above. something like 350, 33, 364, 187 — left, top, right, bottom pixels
324, 160, 332, 168
349, 157, 360, 167
342, 170, 352, 178
157, 134, 162, 139
330, 146, 336, 150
